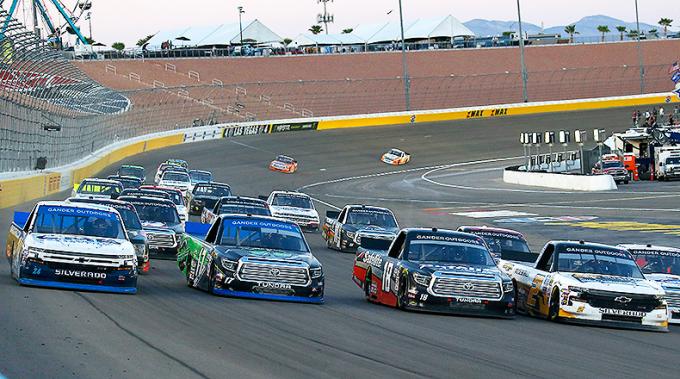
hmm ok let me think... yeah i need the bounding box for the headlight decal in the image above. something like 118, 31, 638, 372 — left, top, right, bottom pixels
412, 272, 431, 287
310, 267, 323, 279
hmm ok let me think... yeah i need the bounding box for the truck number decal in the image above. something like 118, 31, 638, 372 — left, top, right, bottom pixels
382, 261, 394, 292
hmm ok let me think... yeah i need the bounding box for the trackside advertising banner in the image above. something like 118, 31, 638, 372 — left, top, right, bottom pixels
269, 121, 319, 133
222, 121, 319, 138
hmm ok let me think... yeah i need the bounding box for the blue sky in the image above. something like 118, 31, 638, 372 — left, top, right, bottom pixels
8, 0, 677, 45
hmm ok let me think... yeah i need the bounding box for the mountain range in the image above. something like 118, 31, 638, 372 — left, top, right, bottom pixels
463, 15, 671, 37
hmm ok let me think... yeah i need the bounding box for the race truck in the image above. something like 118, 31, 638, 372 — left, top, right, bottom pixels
117, 164, 146, 183
68, 197, 150, 273
186, 182, 232, 216
5, 201, 138, 293
107, 175, 143, 189
269, 155, 298, 173
72, 178, 123, 200
177, 214, 324, 303
265, 191, 319, 232
188, 169, 213, 192
591, 159, 630, 184
620, 244, 680, 324
120, 195, 184, 260
352, 228, 515, 317
154, 163, 187, 184
140, 185, 189, 222
157, 170, 192, 196
500, 240, 668, 331
322, 205, 399, 252
381, 148, 411, 166
457, 226, 537, 263
201, 196, 271, 224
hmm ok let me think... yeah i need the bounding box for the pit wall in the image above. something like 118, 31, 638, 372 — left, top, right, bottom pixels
1, 92, 677, 209
503, 167, 617, 191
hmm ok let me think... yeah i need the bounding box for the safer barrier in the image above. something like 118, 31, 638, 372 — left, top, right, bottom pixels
1, 91, 676, 209
503, 166, 617, 191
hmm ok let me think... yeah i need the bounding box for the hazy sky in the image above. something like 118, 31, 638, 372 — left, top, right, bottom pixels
11, 0, 678, 45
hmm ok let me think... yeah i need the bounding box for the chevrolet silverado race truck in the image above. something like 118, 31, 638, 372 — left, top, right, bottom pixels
500, 240, 668, 331
5, 201, 138, 293
265, 191, 319, 232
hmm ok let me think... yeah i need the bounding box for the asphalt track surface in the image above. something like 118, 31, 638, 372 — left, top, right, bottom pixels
2, 105, 679, 379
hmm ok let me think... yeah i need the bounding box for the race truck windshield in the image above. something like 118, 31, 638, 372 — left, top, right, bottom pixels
163, 172, 190, 182
112, 205, 143, 231
558, 251, 644, 278
276, 156, 294, 164
406, 241, 495, 266
78, 182, 121, 196
195, 185, 231, 197
161, 190, 184, 206
133, 202, 180, 225
220, 204, 270, 216
602, 161, 623, 169
33, 206, 126, 239
113, 178, 141, 189
482, 235, 531, 255
219, 219, 308, 253
631, 251, 680, 276
388, 149, 402, 156
190, 171, 212, 183
347, 209, 397, 227
119, 166, 143, 178
271, 195, 313, 209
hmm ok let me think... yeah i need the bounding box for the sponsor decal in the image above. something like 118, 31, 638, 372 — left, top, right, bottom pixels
226, 218, 296, 231
363, 253, 383, 267
55, 269, 107, 279
564, 247, 630, 259
270, 121, 319, 133
256, 282, 292, 290
42, 206, 117, 220
349, 208, 392, 216
455, 297, 482, 303
629, 249, 680, 258
223, 124, 270, 138
35, 235, 123, 246
465, 108, 509, 119
599, 308, 646, 317
571, 274, 640, 284
469, 230, 522, 240
413, 234, 483, 246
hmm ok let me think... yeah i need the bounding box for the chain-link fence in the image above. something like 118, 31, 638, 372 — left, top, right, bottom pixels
0, 9, 676, 173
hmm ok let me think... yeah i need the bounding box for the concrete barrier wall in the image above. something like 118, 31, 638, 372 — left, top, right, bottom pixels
503, 168, 617, 191
2, 92, 675, 209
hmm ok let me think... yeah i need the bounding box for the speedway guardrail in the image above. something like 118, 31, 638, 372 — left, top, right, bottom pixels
1, 91, 677, 209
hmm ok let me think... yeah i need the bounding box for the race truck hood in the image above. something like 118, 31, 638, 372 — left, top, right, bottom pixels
565, 273, 663, 295
418, 264, 507, 281
382, 153, 398, 162
27, 233, 134, 256
645, 273, 680, 291
159, 181, 189, 189
141, 221, 184, 234
271, 161, 290, 170
270, 206, 318, 218
215, 246, 320, 267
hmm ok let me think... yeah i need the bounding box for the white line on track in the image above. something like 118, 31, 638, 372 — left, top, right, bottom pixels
229, 140, 275, 154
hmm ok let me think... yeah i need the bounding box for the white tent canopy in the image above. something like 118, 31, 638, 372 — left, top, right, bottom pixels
148, 20, 282, 47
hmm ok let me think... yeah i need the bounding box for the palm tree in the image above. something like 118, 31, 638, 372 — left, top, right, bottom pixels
659, 18, 673, 38
648, 28, 659, 38
596, 25, 610, 42
309, 25, 323, 35
283, 38, 293, 46
342, 28, 354, 34
564, 24, 579, 43
616, 26, 627, 41
627, 29, 640, 39
136, 34, 155, 47
111, 42, 125, 51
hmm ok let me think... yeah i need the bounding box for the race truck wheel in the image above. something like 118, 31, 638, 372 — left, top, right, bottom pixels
396, 274, 408, 310
513, 281, 522, 314
208, 263, 218, 294
364, 269, 373, 302
547, 290, 561, 322
186, 256, 197, 287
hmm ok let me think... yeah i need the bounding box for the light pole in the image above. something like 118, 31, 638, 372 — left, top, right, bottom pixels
238, 6, 244, 49
516, 0, 528, 102
398, 0, 411, 112
634, 0, 645, 93
86, 12, 92, 41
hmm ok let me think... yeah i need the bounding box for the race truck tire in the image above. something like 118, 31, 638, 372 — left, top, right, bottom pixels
396, 274, 408, 310
364, 269, 373, 302
513, 281, 521, 314
187, 256, 197, 287
547, 289, 561, 322
208, 263, 218, 294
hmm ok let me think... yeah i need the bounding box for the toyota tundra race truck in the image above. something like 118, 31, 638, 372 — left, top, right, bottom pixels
500, 240, 668, 331
352, 228, 515, 317
322, 205, 399, 253
177, 214, 324, 303
5, 201, 138, 293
